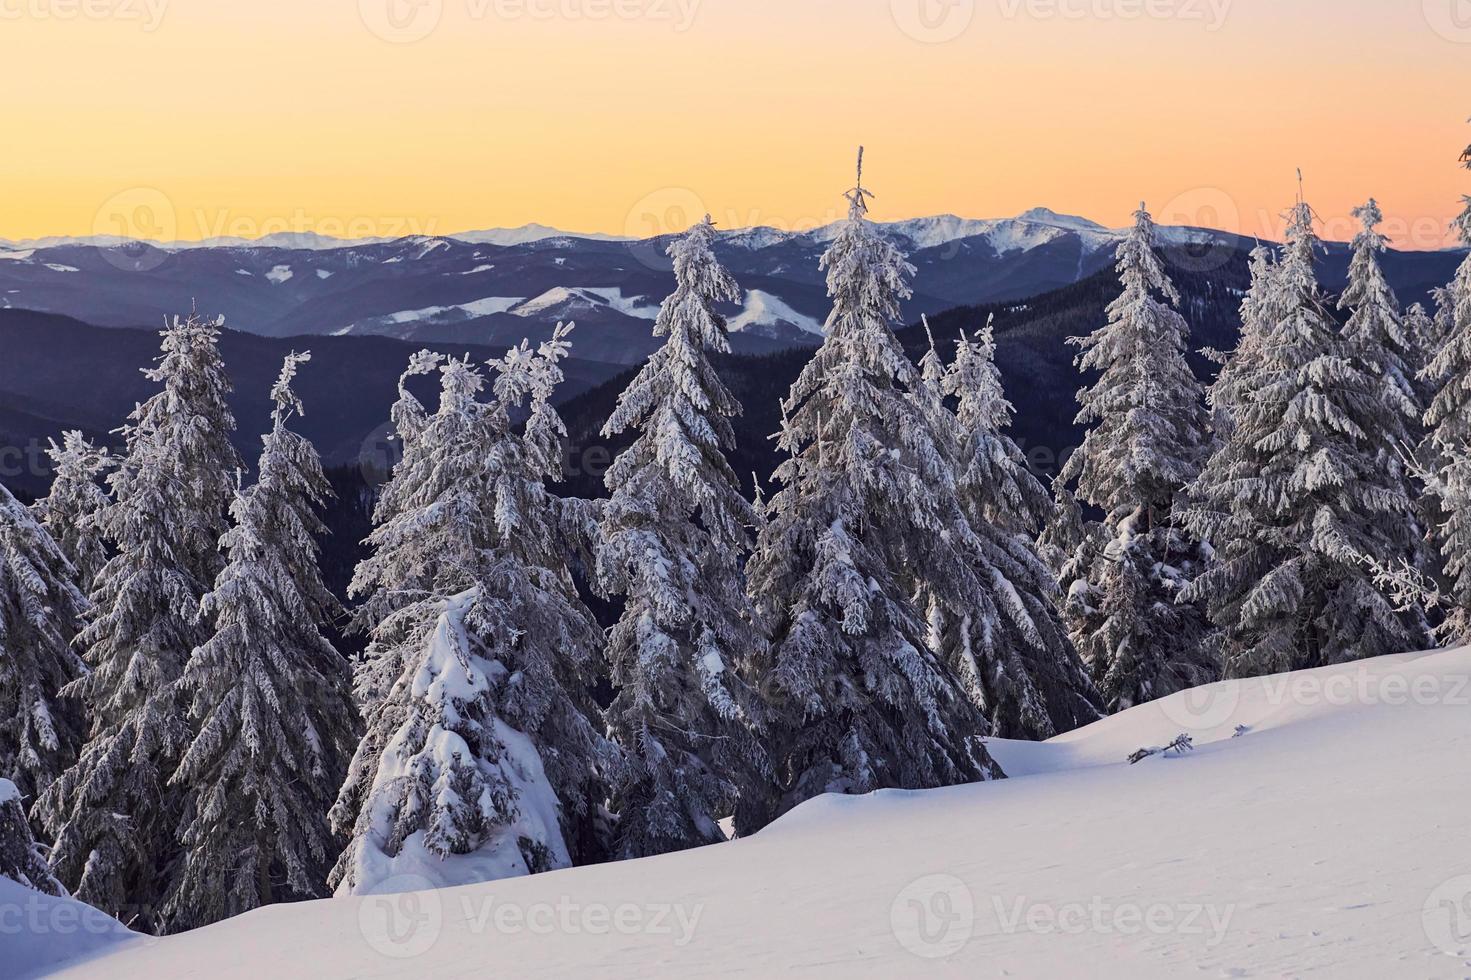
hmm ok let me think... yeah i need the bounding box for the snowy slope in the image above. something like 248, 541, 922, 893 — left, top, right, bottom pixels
20, 647, 1471, 979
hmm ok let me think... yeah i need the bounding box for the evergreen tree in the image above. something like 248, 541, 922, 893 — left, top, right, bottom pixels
1055, 204, 1217, 711
0, 480, 88, 802
165, 353, 357, 930
331, 333, 612, 893
927, 318, 1102, 738
349, 349, 446, 710
744, 152, 1001, 832
1182, 194, 1424, 676
1421, 174, 1471, 644
596, 217, 769, 858
37, 313, 241, 931
32, 432, 112, 595
0, 779, 66, 897
1204, 242, 1281, 442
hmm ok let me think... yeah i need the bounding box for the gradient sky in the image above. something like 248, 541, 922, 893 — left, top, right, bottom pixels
3, 0, 1468, 247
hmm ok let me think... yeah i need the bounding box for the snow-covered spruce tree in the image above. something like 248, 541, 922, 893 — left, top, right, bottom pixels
165, 353, 357, 931
0, 779, 66, 897
596, 216, 769, 858
331, 334, 612, 894
1055, 204, 1217, 711
348, 349, 446, 710
36, 313, 241, 931
743, 153, 1001, 831
1420, 182, 1471, 644
1338, 199, 1431, 592
481, 327, 614, 867
32, 431, 112, 596
922, 318, 1101, 739
1204, 242, 1281, 442
0, 480, 88, 802
1181, 195, 1426, 677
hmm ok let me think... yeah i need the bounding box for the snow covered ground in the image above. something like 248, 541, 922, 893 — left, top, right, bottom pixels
13, 647, 1471, 978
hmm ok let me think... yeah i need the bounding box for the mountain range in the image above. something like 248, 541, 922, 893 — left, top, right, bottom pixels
7, 208, 1459, 367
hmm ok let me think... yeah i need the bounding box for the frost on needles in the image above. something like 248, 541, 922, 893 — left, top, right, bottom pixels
0, 481, 88, 805
919, 316, 1102, 739
1181, 195, 1427, 676
165, 353, 359, 930
742, 154, 1002, 830
37, 313, 242, 932
597, 216, 771, 857
1054, 203, 1217, 711
330, 332, 614, 895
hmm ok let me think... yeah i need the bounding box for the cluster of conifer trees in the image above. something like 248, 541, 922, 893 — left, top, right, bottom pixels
2, 141, 1468, 932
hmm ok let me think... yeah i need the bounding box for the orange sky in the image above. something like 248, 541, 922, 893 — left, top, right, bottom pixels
3, 0, 1468, 248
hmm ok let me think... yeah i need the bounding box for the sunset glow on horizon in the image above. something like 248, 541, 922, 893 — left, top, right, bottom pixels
4, 0, 1469, 249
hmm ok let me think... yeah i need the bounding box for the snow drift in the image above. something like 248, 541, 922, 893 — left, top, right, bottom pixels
12, 646, 1471, 978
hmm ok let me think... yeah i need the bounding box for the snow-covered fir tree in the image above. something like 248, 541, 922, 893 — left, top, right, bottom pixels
165, 353, 357, 930
743, 152, 1001, 831
1204, 242, 1281, 442
922, 317, 1101, 738
32, 431, 112, 595
1420, 176, 1471, 644
1055, 204, 1217, 711
349, 349, 446, 710
331, 332, 612, 894
479, 328, 615, 867
596, 216, 770, 858
0, 778, 66, 897
36, 313, 242, 931
0, 480, 88, 802
1182, 193, 1426, 676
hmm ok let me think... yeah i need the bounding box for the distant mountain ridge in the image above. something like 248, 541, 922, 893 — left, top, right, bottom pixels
0, 210, 1462, 367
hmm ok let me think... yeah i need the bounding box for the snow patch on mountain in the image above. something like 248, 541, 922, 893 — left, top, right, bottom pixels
728, 289, 825, 337
512, 286, 660, 321
265, 265, 294, 284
